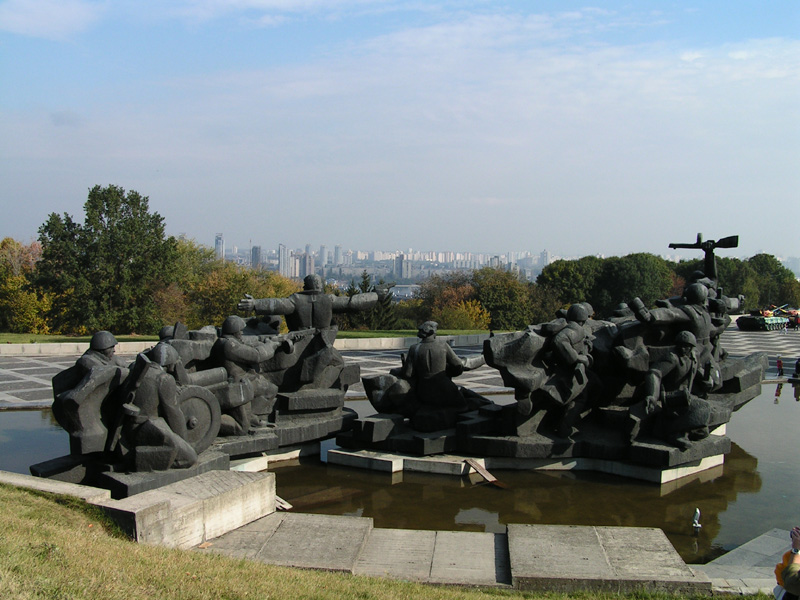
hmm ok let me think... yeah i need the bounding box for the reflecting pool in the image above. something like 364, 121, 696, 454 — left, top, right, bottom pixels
1, 383, 797, 564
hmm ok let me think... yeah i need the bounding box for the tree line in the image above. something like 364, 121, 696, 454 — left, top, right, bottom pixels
1, 185, 798, 335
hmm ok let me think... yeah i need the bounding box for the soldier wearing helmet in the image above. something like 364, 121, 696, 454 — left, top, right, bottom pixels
537, 303, 595, 437
210, 315, 288, 435
631, 282, 724, 394
627, 329, 711, 449
76, 330, 130, 375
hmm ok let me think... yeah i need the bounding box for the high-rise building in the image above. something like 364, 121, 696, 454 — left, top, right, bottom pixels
334, 245, 343, 266
278, 243, 291, 277
393, 254, 411, 279
300, 253, 314, 279
540, 249, 551, 267
214, 234, 224, 260
251, 245, 262, 269
319, 245, 328, 269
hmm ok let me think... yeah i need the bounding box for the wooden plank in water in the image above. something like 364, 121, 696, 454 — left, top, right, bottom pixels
464, 458, 508, 489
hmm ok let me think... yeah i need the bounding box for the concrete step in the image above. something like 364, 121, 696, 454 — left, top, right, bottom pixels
354, 528, 511, 586
208, 512, 375, 573
695, 528, 790, 595
507, 524, 711, 594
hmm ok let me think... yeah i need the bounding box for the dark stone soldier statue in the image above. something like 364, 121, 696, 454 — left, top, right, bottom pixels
237, 274, 393, 331
77, 330, 129, 375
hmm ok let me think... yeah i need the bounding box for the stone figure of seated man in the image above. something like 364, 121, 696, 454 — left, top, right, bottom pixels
363, 321, 488, 432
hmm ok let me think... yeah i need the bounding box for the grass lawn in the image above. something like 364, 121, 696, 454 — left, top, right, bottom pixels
0, 483, 728, 600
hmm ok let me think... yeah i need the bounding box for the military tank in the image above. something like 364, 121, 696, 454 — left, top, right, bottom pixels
736, 312, 790, 331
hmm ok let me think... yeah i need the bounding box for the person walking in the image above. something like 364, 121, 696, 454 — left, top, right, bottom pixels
777, 356, 784, 377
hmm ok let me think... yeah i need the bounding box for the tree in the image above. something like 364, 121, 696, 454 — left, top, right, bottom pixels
431, 299, 490, 330
589, 253, 673, 317
186, 262, 300, 330
472, 266, 533, 330
746, 253, 800, 308
34, 185, 178, 334
537, 256, 603, 305
416, 271, 475, 321
338, 271, 398, 331
0, 238, 50, 333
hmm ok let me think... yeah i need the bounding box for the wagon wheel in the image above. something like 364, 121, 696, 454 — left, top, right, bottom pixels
177, 385, 221, 454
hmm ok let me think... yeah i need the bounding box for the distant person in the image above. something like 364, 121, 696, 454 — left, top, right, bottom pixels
777, 356, 784, 377
774, 526, 800, 600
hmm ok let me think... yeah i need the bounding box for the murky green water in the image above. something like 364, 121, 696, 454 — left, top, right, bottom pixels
1, 383, 797, 564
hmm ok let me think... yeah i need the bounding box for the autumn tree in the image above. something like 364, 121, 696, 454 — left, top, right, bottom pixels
0, 238, 50, 333
186, 261, 300, 330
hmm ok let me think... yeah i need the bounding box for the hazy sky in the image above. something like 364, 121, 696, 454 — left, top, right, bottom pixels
2, 1, 798, 260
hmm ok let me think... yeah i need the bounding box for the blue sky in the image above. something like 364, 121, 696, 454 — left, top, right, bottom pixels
1, 1, 798, 259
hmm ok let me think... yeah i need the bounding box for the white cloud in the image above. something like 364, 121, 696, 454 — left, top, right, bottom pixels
0, 0, 103, 39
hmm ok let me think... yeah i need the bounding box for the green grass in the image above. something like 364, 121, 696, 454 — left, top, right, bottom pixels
0, 483, 734, 600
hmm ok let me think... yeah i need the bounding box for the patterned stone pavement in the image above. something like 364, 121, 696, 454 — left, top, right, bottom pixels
1, 326, 799, 410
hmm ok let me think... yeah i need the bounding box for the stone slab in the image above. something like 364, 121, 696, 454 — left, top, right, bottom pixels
328, 448, 404, 472
251, 513, 373, 572
95, 470, 275, 549
95, 450, 230, 499
354, 527, 436, 581
507, 524, 710, 594
198, 513, 284, 560
0, 469, 111, 503
430, 531, 512, 587
212, 431, 280, 457
328, 447, 726, 485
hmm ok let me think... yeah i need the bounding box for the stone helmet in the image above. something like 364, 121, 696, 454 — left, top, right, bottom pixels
303, 274, 323, 292
90, 330, 117, 351
675, 330, 698, 347
158, 325, 175, 340
150, 342, 180, 367
684, 282, 709, 305
221, 315, 247, 335
566, 304, 589, 324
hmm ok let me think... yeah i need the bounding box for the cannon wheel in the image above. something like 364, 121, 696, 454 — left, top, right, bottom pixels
177, 385, 221, 454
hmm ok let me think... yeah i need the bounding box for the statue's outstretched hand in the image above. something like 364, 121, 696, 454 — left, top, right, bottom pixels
238, 294, 255, 313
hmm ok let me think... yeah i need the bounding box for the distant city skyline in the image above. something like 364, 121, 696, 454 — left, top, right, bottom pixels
2, 2, 798, 259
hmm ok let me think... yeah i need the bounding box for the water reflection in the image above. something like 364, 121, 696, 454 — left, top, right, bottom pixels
1, 383, 798, 564
271, 383, 800, 564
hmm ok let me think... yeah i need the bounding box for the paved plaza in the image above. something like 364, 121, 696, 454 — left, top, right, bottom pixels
1, 324, 799, 410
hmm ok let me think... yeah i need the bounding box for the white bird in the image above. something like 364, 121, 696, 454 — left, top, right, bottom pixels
692, 508, 702, 533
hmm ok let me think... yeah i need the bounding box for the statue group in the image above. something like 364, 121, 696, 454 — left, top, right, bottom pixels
343, 234, 765, 467
41, 235, 766, 491
45, 275, 392, 485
